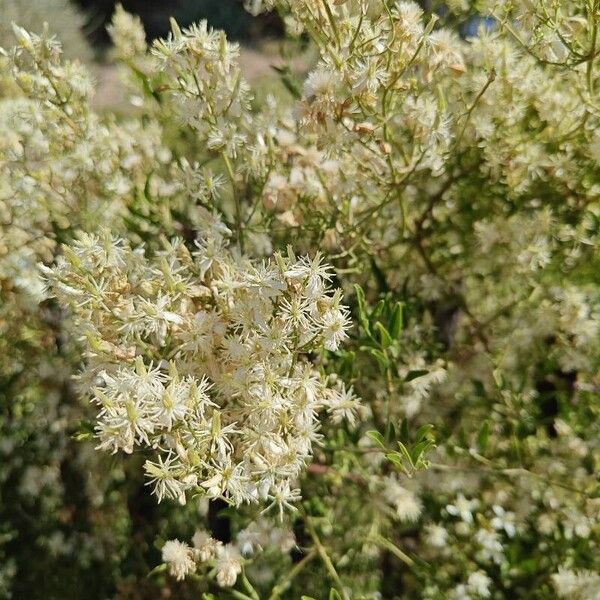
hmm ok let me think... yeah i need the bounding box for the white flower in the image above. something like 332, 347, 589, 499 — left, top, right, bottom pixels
446, 494, 479, 525
191, 529, 221, 562
162, 540, 195, 581
467, 571, 492, 598
285, 252, 332, 299
425, 523, 448, 548
320, 307, 351, 351
452, 571, 492, 599
383, 477, 422, 523
236, 525, 263, 557
324, 385, 364, 427
303, 67, 341, 102
475, 529, 504, 565
265, 481, 302, 520
215, 544, 242, 587
144, 454, 193, 505
491, 505, 516, 538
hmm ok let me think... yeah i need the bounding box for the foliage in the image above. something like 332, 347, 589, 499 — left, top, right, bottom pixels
1, 1, 599, 599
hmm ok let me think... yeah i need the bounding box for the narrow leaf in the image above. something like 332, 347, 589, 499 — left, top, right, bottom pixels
367, 430, 386, 449
389, 302, 404, 339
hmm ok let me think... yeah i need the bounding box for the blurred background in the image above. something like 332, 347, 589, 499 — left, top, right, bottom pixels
0, 0, 297, 110
74, 0, 283, 46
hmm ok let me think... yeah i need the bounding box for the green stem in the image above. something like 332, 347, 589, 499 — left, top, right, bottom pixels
229, 590, 256, 600
456, 68, 496, 146
370, 534, 415, 567
241, 568, 260, 600
268, 550, 317, 600
321, 0, 341, 48
587, 0, 598, 95
305, 518, 348, 600
222, 152, 244, 253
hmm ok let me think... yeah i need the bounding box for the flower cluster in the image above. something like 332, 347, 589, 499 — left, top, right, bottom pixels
43, 221, 357, 510
162, 518, 294, 588
1, 0, 599, 597
0, 24, 172, 312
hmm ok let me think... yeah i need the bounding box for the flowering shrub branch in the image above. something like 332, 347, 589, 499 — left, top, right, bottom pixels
1, 0, 599, 598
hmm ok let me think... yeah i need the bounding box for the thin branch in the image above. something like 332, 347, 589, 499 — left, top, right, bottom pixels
268, 550, 317, 600
305, 518, 348, 600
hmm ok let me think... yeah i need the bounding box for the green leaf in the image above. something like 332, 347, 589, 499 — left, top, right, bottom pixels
385, 452, 404, 466
146, 563, 167, 578
71, 419, 95, 442
397, 442, 415, 467
367, 430, 386, 449
410, 440, 432, 465
354, 284, 371, 336
354, 284, 366, 313
72, 431, 94, 442
477, 421, 490, 453
329, 589, 342, 600
369, 257, 389, 293
405, 369, 429, 382
128, 61, 162, 103
400, 418, 410, 442
386, 421, 397, 443
143, 172, 154, 203
493, 368, 505, 389
585, 210, 599, 233
416, 423, 435, 442
372, 299, 386, 319
517, 559, 539, 575
424, 13, 439, 35
389, 302, 404, 339
366, 347, 389, 372
374, 321, 392, 349
472, 379, 486, 397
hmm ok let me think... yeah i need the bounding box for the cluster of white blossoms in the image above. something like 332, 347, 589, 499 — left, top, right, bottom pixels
42, 217, 359, 510
162, 535, 243, 587
162, 518, 295, 587
381, 475, 422, 523
0, 0, 92, 65
0, 24, 172, 317
150, 19, 251, 157
2, 0, 600, 597
451, 571, 493, 600
109, 4, 253, 161
100, 4, 598, 596
551, 568, 600, 600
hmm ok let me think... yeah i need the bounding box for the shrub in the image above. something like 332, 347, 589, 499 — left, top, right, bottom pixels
1, 1, 599, 598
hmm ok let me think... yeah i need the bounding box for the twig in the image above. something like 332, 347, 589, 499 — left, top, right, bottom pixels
455, 69, 496, 146
268, 550, 317, 600
305, 518, 348, 600
369, 534, 415, 567
221, 152, 245, 253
